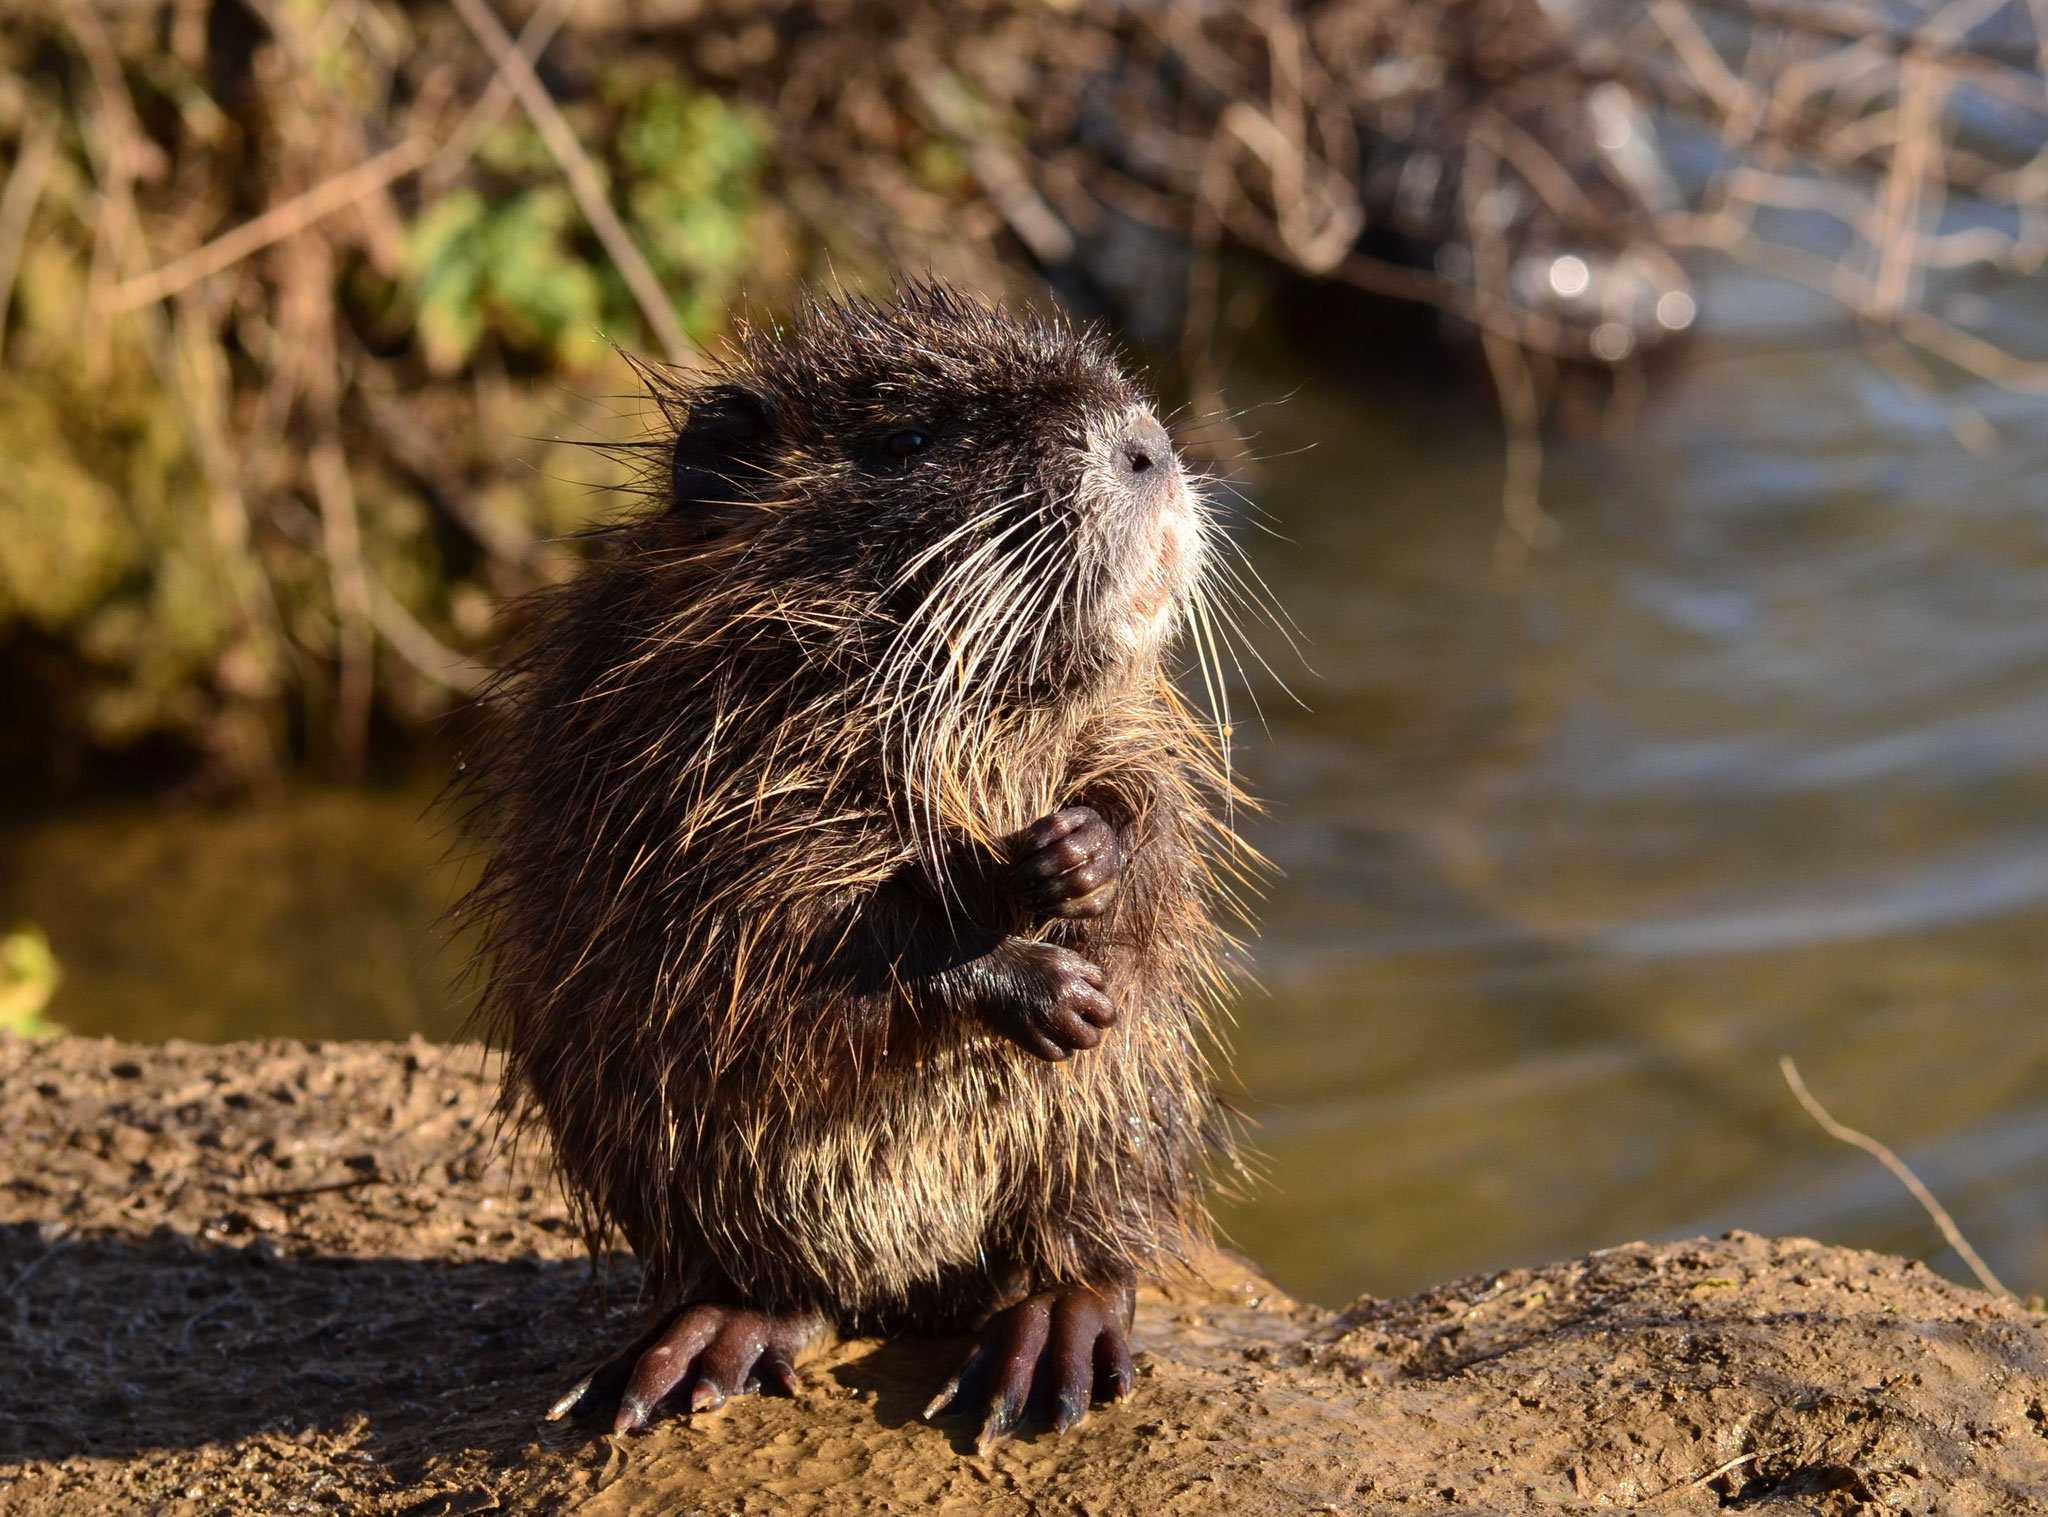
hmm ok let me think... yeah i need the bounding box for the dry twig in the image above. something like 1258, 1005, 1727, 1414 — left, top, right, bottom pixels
1649, 1447, 1774, 1503
1645, 0, 2048, 405
112, 0, 586, 313
111, 139, 433, 313
1780, 1055, 2015, 1301
0, 111, 56, 359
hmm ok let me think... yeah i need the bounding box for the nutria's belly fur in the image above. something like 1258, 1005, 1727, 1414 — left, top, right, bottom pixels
577, 963, 1208, 1332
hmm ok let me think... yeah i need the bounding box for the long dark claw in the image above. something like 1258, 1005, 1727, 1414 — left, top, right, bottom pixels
1096, 1317, 1136, 1403
615, 1314, 721, 1434
922, 1361, 973, 1421
545, 1373, 594, 1423
547, 1313, 676, 1424
976, 1303, 1047, 1451
692, 1312, 772, 1410
1046, 1289, 1104, 1432
975, 1408, 1010, 1452
763, 1355, 800, 1397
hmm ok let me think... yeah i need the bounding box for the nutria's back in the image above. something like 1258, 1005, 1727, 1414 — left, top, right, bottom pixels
466, 285, 1250, 1338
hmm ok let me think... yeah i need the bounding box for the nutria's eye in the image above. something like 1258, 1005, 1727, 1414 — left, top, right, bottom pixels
885, 429, 930, 461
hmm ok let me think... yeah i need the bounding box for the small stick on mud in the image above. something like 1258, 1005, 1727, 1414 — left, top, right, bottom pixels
1779, 1054, 2014, 1301
245, 1176, 382, 1201
1649, 1447, 1772, 1503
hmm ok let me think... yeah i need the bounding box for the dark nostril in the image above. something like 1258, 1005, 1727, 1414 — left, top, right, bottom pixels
1124, 444, 1154, 474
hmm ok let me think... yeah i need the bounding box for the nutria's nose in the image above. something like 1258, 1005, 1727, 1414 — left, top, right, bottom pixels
1115, 418, 1173, 483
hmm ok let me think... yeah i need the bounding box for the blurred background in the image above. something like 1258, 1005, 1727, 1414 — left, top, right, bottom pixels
5, 0, 2048, 1310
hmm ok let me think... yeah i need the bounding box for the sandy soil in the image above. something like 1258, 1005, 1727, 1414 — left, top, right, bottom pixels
4, 1035, 2045, 1515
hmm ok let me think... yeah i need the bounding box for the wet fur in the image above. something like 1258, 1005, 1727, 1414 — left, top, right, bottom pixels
466, 286, 1250, 1333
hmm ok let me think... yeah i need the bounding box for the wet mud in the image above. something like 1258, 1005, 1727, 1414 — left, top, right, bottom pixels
4, 1035, 2045, 1514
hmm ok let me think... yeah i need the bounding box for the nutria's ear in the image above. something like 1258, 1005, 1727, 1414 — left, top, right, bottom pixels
669, 386, 776, 529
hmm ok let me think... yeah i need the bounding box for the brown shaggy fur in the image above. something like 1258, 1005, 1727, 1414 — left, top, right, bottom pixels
466, 285, 1253, 1333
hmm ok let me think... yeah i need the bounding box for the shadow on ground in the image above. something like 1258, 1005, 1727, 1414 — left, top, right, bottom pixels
3, 1225, 633, 1471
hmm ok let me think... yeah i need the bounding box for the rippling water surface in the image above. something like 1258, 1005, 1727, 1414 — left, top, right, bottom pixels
9, 262, 2048, 1305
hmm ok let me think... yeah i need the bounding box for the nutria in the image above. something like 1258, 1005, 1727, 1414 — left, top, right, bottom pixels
466, 283, 1253, 1446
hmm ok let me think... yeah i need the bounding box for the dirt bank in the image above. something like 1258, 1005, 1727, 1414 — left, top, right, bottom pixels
4, 1035, 2045, 1515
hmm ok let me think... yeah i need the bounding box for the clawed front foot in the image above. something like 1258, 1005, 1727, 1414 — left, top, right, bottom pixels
977, 939, 1117, 1061
547, 1303, 825, 1434
923, 1282, 1136, 1449
1009, 807, 1122, 920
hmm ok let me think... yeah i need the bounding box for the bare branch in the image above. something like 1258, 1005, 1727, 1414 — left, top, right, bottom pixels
111, 139, 432, 313
111, 0, 580, 313
0, 111, 56, 360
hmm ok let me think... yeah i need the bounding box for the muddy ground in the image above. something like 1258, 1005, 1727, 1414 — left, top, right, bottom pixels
3, 1036, 2045, 1515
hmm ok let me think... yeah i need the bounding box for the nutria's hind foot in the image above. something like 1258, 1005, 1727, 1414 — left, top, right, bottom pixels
547, 1304, 825, 1434
1009, 806, 1122, 919
923, 1282, 1136, 1449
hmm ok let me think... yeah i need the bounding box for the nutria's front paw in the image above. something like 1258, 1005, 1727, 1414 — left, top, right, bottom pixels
1008, 807, 1121, 920
547, 1303, 824, 1434
982, 940, 1116, 1061
923, 1282, 1136, 1448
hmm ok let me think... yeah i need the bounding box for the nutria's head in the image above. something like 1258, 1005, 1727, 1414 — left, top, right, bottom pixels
654, 284, 1206, 705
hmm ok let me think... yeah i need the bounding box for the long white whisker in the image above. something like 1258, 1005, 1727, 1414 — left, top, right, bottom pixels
1217, 535, 1307, 644
1202, 567, 1309, 706
872, 490, 1041, 601
1202, 588, 1279, 732
1189, 597, 1234, 833
871, 501, 1062, 887
960, 515, 1069, 752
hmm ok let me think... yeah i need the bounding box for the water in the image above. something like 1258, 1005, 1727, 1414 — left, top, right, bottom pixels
9, 260, 2048, 1306
1211, 262, 2048, 1304
0, 783, 474, 1045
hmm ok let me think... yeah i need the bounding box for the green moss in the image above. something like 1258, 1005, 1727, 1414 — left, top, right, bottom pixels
622, 84, 768, 341
0, 925, 63, 1038
408, 186, 609, 374
0, 308, 248, 753
406, 77, 768, 371
0, 392, 141, 630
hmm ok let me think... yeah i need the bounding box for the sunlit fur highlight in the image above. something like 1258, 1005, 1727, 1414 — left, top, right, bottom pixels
465, 285, 1258, 1332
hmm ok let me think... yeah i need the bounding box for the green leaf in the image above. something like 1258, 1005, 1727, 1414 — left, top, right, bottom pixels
0, 926, 63, 1039
408, 192, 492, 374
615, 82, 766, 305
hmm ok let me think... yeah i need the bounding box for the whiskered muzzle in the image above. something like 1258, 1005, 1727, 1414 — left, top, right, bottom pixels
1075, 409, 1205, 663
